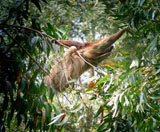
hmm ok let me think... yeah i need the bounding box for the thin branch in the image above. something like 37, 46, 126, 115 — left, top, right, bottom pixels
56, 94, 65, 111
63, 93, 72, 104
2, 24, 109, 76
1, 24, 69, 48
3, 29, 49, 75
79, 93, 95, 116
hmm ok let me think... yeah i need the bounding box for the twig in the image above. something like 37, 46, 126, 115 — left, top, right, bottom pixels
56, 94, 65, 111
63, 93, 71, 104
79, 93, 95, 115
3, 29, 49, 75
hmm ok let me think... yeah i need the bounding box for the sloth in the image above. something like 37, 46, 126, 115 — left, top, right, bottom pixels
44, 29, 126, 92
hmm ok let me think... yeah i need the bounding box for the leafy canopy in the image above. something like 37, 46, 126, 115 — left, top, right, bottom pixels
0, 0, 160, 132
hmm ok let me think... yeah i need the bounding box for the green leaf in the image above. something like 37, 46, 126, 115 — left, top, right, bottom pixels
41, 0, 48, 3
148, 35, 158, 59
152, 10, 156, 20
112, 95, 119, 117
52, 102, 59, 114
150, 96, 160, 99
96, 76, 108, 85
122, 106, 128, 118
42, 40, 47, 53
119, 92, 125, 104
138, 24, 151, 33
97, 121, 108, 132
33, 47, 38, 58
39, 82, 45, 96
89, 96, 96, 100
70, 103, 83, 113
49, 88, 55, 101
94, 106, 103, 118
139, 92, 144, 104
104, 74, 113, 92
31, 0, 41, 12
45, 103, 52, 122
124, 96, 129, 106
46, 23, 59, 39
62, 28, 69, 39
130, 59, 139, 69
131, 74, 136, 86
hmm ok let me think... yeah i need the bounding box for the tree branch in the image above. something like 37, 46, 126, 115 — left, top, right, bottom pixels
3, 29, 49, 75
1, 24, 69, 48
1, 24, 106, 76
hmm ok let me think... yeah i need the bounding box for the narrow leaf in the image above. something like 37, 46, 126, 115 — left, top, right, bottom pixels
70, 104, 83, 113
31, 0, 41, 12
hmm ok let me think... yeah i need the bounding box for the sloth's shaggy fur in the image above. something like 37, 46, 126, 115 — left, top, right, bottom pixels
44, 29, 126, 92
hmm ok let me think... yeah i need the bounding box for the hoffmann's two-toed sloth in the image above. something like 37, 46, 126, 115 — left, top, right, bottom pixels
44, 29, 126, 92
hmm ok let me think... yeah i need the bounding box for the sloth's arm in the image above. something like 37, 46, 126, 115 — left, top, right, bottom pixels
57, 40, 86, 50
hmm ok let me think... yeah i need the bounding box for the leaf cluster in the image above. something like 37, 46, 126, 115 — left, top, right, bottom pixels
0, 0, 67, 131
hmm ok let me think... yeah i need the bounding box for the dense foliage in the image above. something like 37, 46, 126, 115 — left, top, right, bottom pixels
0, 0, 65, 131
0, 0, 160, 132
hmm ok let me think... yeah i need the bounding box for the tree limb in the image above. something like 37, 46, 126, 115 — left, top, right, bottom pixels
3, 29, 49, 75
0, 24, 69, 48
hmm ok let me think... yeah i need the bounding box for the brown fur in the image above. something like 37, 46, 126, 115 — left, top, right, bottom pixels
44, 29, 126, 92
